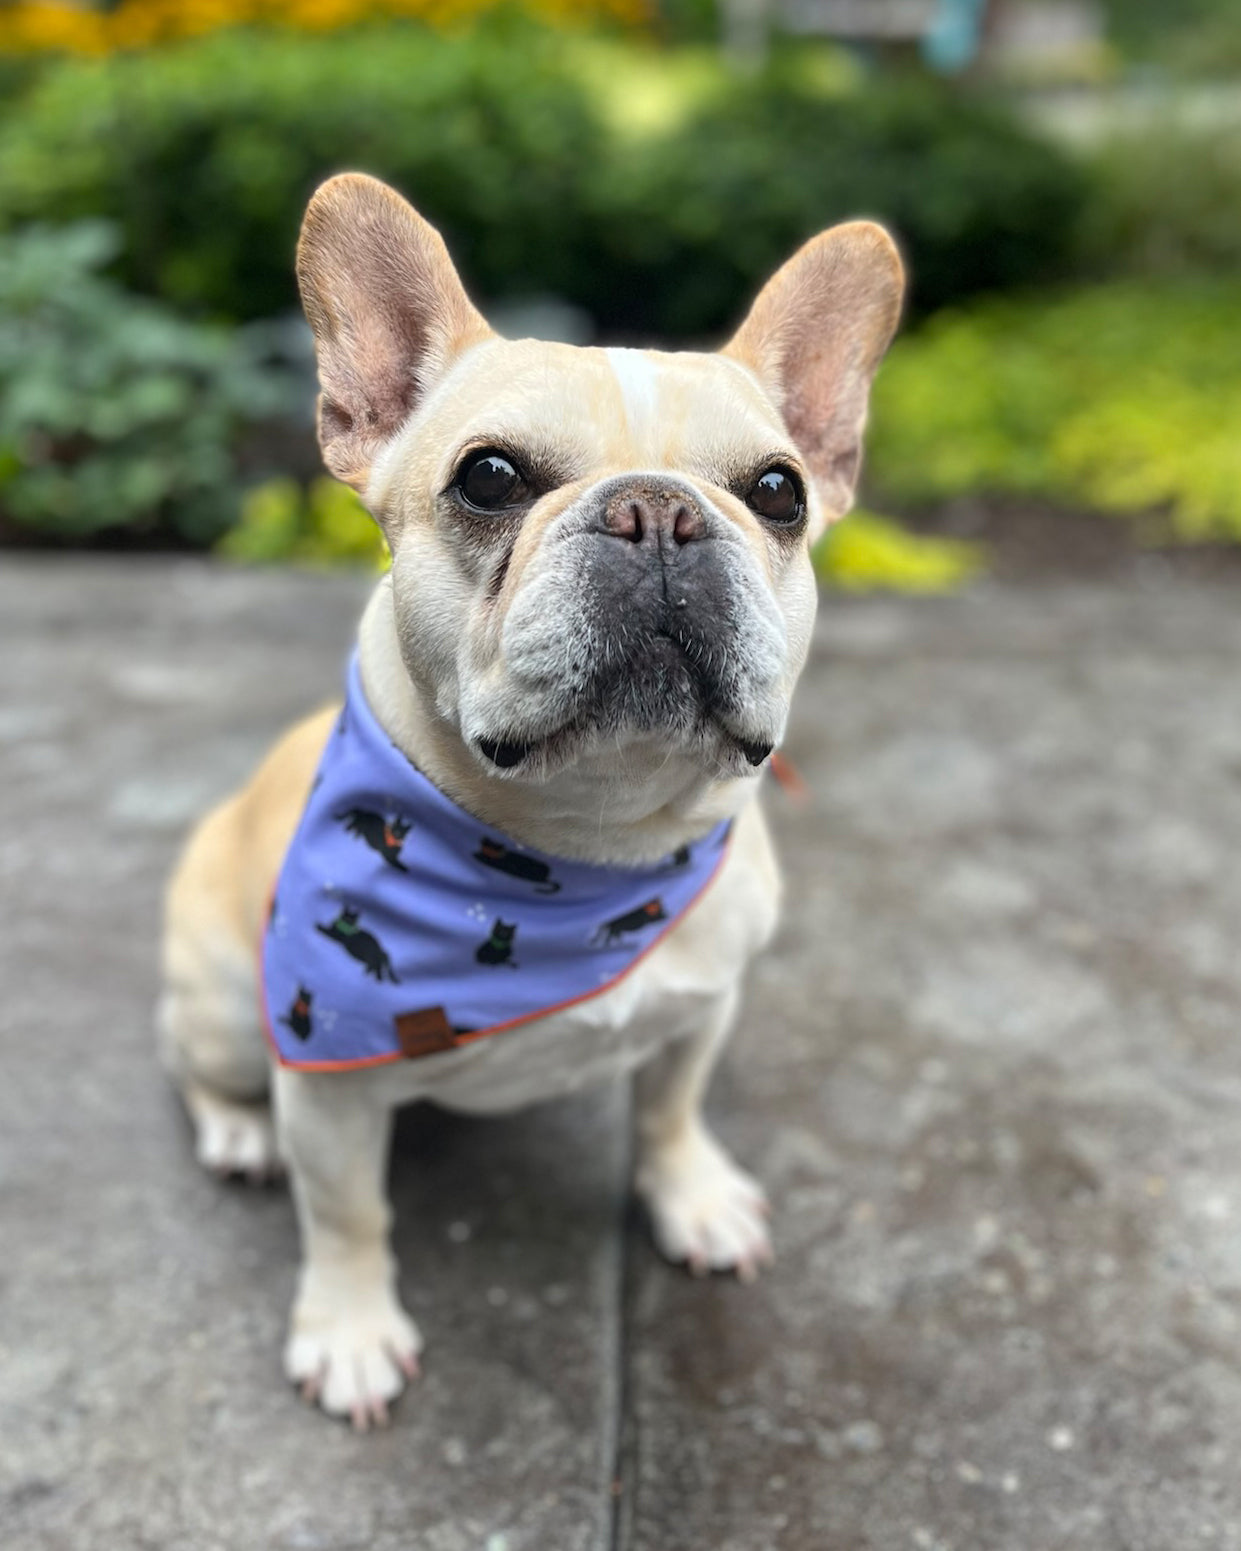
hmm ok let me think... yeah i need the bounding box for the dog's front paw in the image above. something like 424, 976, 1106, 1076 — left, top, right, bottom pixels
636, 1125, 773, 1281
285, 1276, 423, 1430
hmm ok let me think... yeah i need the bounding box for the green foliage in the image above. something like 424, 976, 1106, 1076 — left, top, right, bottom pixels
814, 510, 984, 594
1083, 124, 1241, 282
652, 0, 719, 43
219, 476, 389, 568
1098, 0, 1241, 72
0, 55, 43, 109
868, 281, 1241, 542
0, 221, 300, 542
590, 69, 1088, 334
0, 26, 1088, 334
0, 26, 606, 322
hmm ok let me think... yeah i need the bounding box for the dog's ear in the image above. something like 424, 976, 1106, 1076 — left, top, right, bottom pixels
297, 173, 493, 491
724, 223, 904, 528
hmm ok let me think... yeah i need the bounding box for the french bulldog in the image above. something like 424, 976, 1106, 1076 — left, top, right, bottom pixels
158, 172, 903, 1428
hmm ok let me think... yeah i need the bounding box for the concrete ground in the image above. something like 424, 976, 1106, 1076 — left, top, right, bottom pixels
3, 556, 1241, 1551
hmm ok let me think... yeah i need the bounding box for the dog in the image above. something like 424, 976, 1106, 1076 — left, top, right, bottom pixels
158, 172, 903, 1428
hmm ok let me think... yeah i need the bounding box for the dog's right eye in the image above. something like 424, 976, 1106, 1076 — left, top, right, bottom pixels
456, 452, 527, 513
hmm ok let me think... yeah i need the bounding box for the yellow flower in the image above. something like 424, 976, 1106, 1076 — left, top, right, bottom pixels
1, 0, 650, 56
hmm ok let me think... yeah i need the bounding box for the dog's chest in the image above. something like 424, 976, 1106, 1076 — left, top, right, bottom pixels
371, 813, 778, 1114
263, 666, 738, 1075
402, 964, 722, 1112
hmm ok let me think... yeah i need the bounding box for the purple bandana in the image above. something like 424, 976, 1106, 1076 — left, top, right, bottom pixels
261, 657, 732, 1071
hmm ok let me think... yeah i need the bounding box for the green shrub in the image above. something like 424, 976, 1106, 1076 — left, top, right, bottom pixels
0, 220, 301, 542
219, 475, 388, 568
1099, 0, 1241, 73
813, 510, 984, 593
0, 25, 605, 321
588, 70, 1089, 334
0, 55, 43, 109
868, 280, 1241, 542
1083, 124, 1241, 282
0, 26, 1088, 333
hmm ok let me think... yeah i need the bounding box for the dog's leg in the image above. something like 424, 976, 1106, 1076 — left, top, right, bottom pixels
158, 919, 281, 1183
275, 1067, 422, 1429
179, 1076, 281, 1183
633, 992, 773, 1280
159, 785, 288, 1181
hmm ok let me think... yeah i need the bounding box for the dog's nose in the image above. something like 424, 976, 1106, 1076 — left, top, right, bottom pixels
603, 487, 706, 547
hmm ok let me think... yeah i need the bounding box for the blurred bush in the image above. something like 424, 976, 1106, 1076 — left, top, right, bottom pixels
0, 26, 606, 322
1083, 124, 1241, 282
1099, 0, 1241, 75
0, 221, 300, 543
0, 0, 647, 54
589, 66, 1089, 333
868, 280, 1241, 542
219, 475, 389, 567
0, 26, 1089, 332
813, 510, 984, 593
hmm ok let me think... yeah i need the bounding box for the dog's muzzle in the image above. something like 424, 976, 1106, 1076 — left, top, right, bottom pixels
558, 475, 756, 730
583, 475, 737, 662
472, 473, 788, 773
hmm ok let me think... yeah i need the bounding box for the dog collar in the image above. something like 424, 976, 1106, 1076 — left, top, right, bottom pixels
261, 656, 732, 1071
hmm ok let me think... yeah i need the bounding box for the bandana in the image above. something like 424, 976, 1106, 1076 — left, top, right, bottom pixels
261, 657, 732, 1071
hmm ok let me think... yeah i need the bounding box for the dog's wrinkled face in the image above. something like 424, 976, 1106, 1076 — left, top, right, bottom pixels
297, 174, 903, 791
371, 340, 813, 782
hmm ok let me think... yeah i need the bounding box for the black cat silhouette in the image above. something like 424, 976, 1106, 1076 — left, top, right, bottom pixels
474, 838, 560, 894
475, 918, 519, 968
339, 806, 411, 871
316, 907, 399, 982
281, 986, 314, 1041
593, 896, 668, 946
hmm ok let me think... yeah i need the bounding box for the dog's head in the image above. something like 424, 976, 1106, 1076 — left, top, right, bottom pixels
297, 174, 902, 807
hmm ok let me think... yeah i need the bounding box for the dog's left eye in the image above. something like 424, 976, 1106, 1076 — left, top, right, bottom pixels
745, 467, 805, 527
456, 452, 528, 512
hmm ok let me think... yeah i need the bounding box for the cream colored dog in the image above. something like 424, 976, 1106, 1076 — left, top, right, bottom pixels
159, 173, 903, 1427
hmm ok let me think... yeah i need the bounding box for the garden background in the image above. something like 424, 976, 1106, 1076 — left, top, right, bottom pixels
3, 0, 1240, 590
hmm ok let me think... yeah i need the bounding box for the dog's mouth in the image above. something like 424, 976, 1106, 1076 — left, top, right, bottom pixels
475, 724, 773, 774
472, 619, 779, 778
477, 735, 538, 770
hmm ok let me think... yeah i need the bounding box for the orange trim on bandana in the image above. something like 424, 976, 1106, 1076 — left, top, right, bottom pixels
769, 750, 809, 803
